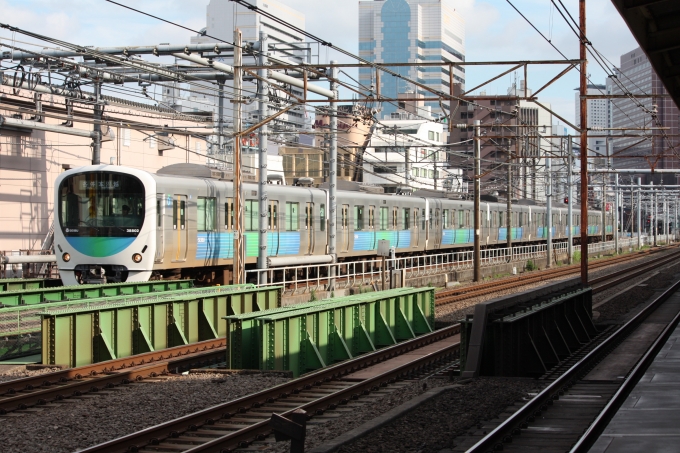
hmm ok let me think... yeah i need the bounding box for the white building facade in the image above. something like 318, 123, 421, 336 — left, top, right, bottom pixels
574, 84, 610, 163
363, 118, 464, 193
358, 0, 466, 118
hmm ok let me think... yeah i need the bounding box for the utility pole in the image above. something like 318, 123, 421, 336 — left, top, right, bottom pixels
663, 188, 668, 244
579, 0, 589, 285
507, 142, 514, 257
673, 197, 678, 241
637, 177, 642, 249
257, 32, 269, 285
567, 135, 574, 264
546, 153, 553, 268
614, 173, 619, 253
652, 181, 657, 247
92, 79, 102, 165
218, 81, 225, 163
474, 120, 481, 282
602, 181, 606, 243
329, 61, 338, 290
233, 29, 245, 285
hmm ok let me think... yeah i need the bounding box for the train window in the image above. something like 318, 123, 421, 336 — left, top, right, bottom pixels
435, 209, 439, 227
392, 207, 398, 230
459, 210, 464, 229
286, 202, 299, 231
413, 209, 419, 229
465, 210, 470, 228
442, 210, 449, 229
369, 206, 375, 229
319, 204, 325, 232
224, 199, 234, 230
269, 202, 279, 230
180, 200, 186, 230
429, 209, 433, 229
342, 205, 349, 230
245, 200, 258, 231
519, 212, 523, 227
197, 197, 216, 232
157, 199, 162, 228
173, 200, 178, 230
403, 208, 410, 230
380, 206, 388, 231
354, 206, 364, 231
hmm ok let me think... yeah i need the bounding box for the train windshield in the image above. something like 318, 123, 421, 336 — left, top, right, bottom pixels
58, 172, 145, 237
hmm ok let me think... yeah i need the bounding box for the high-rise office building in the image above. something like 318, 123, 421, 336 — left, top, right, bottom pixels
164, 0, 310, 133
574, 84, 610, 167
358, 0, 465, 119
607, 47, 680, 182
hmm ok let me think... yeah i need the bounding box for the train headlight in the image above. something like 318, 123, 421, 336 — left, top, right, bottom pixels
62, 253, 71, 262
132, 253, 143, 263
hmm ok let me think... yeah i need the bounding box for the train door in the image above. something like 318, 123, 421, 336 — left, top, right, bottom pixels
413, 208, 420, 247
341, 204, 349, 253
305, 202, 314, 255
432, 200, 442, 250
368, 205, 376, 250
269, 200, 279, 256
172, 195, 187, 261
155, 194, 165, 263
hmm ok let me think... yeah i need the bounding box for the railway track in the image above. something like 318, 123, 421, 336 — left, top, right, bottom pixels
436, 245, 678, 305
78, 325, 461, 453
0, 338, 225, 415
461, 268, 680, 452
3, 246, 676, 451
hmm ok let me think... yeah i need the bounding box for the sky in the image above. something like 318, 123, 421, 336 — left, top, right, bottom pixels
0, 0, 641, 131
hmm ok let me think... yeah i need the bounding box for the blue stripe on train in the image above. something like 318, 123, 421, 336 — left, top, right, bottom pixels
498, 228, 523, 241
196, 232, 300, 259
352, 230, 411, 251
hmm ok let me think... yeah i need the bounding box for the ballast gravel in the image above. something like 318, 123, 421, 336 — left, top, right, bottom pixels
0, 365, 61, 383
435, 248, 680, 324
0, 372, 290, 453
264, 378, 539, 453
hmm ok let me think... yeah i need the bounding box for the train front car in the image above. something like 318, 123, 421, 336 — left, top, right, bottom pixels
54, 166, 156, 285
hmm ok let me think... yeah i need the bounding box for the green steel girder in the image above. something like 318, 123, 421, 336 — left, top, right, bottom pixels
0, 279, 195, 307
0, 278, 59, 292
0, 285, 254, 356
226, 287, 435, 377
40, 285, 281, 367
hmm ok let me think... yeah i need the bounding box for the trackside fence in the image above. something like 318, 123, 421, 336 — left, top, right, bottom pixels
247, 237, 649, 295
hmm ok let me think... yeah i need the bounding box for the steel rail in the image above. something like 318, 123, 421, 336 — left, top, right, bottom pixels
184, 341, 460, 453
438, 247, 661, 298
80, 324, 461, 453
465, 272, 680, 452
0, 338, 226, 412
570, 290, 680, 452
436, 246, 677, 305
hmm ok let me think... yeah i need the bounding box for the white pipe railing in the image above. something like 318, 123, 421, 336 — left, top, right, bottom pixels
246, 238, 646, 294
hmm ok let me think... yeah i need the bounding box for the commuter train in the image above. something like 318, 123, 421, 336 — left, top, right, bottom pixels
54, 164, 612, 285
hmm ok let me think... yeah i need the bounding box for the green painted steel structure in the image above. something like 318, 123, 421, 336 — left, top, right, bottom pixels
0, 278, 60, 292
40, 286, 281, 368
226, 287, 435, 377
0, 280, 195, 307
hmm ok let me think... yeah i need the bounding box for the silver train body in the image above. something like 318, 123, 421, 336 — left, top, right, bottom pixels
53, 164, 612, 285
